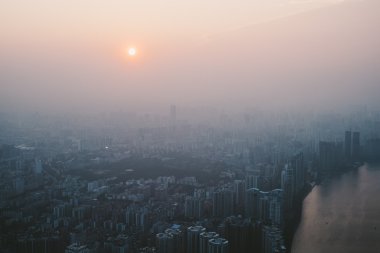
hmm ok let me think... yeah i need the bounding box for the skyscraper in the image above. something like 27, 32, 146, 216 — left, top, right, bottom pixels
199, 232, 219, 253
319, 141, 339, 172
245, 188, 260, 220
185, 196, 203, 220
65, 243, 90, 253
245, 188, 283, 226
261, 226, 286, 253
156, 233, 174, 253
213, 189, 234, 218
187, 226, 206, 253
225, 216, 257, 253
208, 238, 229, 253
245, 169, 261, 190
267, 189, 283, 227
290, 152, 305, 193
34, 158, 43, 174
345, 130, 352, 159
352, 131, 360, 161
233, 180, 245, 213
165, 228, 185, 253
281, 165, 295, 211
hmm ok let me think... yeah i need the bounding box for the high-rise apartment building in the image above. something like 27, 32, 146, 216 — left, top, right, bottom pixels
187, 226, 206, 253
208, 238, 229, 253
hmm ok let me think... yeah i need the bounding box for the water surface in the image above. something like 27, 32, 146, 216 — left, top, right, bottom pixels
292, 164, 380, 253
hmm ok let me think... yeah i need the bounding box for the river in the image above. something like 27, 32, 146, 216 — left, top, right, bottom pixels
292, 164, 380, 253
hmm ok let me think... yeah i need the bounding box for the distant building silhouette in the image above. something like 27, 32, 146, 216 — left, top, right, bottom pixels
345, 131, 352, 159
233, 180, 245, 213
245, 169, 261, 189
319, 141, 340, 172
245, 188, 260, 219
213, 189, 234, 218
290, 152, 305, 193
280, 152, 305, 211
245, 188, 283, 226
352, 132, 360, 161
365, 138, 380, 161
185, 196, 203, 219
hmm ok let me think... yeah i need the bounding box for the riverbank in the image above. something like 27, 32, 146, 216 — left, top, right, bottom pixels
285, 162, 364, 252
283, 183, 313, 252
290, 162, 380, 253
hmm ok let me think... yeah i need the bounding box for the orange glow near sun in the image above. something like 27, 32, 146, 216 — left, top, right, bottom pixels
122, 45, 144, 64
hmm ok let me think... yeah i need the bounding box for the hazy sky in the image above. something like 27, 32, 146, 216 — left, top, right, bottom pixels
1, 0, 379, 113
1, 0, 341, 42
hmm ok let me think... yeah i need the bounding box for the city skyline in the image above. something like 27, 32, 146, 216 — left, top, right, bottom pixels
1, 0, 380, 253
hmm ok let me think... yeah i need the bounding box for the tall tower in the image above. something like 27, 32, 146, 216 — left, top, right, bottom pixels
34, 158, 43, 174
165, 228, 185, 253
345, 131, 352, 159
261, 226, 286, 253
199, 232, 219, 253
156, 233, 174, 253
213, 189, 234, 218
233, 180, 245, 213
245, 169, 261, 189
267, 189, 283, 227
352, 132, 360, 161
184, 196, 203, 219
319, 141, 338, 172
291, 152, 305, 193
187, 226, 206, 253
281, 164, 295, 211
208, 238, 229, 253
245, 188, 260, 219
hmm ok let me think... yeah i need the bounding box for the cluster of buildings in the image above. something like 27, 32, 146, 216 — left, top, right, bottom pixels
156, 226, 227, 253
318, 130, 362, 177
1, 108, 380, 252
0, 144, 304, 253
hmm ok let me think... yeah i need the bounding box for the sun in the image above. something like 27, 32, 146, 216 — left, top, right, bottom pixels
128, 47, 137, 56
